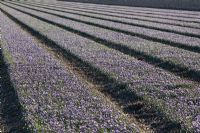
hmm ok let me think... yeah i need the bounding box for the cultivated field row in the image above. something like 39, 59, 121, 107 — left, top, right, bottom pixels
10, 1, 200, 30
27, 2, 200, 30
7, 1, 200, 41
0, 0, 199, 132
6, 1, 200, 52
28, 0, 200, 21
31, 0, 200, 16
23, 0, 200, 25
0, 7, 143, 132
3, 1, 200, 81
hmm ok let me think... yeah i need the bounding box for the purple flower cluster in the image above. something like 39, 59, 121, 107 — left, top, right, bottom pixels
193, 115, 200, 132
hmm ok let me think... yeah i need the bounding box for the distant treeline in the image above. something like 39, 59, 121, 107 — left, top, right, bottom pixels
58, 0, 200, 11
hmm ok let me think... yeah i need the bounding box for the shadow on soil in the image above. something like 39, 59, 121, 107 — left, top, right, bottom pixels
0, 48, 30, 132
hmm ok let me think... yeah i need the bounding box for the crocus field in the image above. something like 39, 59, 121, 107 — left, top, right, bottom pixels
0, 0, 199, 132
